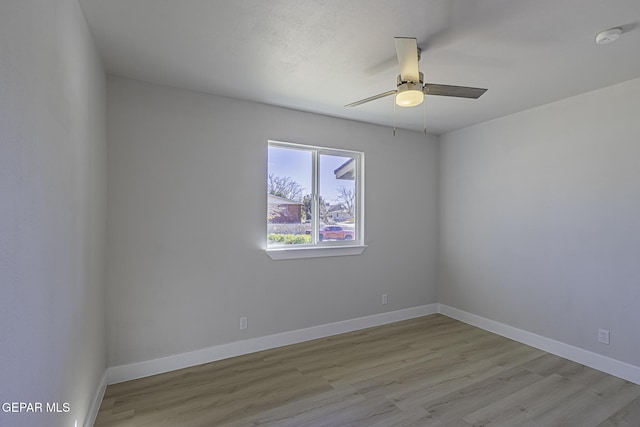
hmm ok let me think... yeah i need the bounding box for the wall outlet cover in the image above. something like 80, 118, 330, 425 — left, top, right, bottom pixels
598, 328, 610, 345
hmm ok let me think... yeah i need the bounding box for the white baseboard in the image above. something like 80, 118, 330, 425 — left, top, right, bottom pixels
84, 370, 107, 427
106, 303, 640, 388
438, 304, 640, 385
107, 304, 438, 384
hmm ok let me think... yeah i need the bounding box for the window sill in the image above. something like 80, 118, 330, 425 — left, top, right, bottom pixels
265, 245, 367, 260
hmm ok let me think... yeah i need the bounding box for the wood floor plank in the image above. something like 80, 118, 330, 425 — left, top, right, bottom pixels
366, 406, 437, 427
598, 395, 640, 427
219, 388, 366, 427
340, 329, 515, 398
462, 373, 589, 426
422, 365, 545, 424
94, 314, 640, 427
532, 375, 640, 427
389, 341, 545, 409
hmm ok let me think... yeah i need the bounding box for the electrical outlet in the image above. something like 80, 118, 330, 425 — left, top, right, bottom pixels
598, 328, 610, 345
382, 294, 388, 305
240, 316, 248, 330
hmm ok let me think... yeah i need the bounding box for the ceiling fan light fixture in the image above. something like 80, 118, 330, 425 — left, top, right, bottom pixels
396, 82, 424, 107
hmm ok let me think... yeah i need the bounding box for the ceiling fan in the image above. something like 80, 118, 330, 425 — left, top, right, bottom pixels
346, 37, 487, 108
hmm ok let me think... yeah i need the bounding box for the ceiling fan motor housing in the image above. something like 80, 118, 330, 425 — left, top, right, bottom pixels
397, 72, 424, 86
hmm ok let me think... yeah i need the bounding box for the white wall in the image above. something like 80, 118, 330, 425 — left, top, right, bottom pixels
0, 1, 106, 427
440, 77, 640, 368
106, 76, 440, 366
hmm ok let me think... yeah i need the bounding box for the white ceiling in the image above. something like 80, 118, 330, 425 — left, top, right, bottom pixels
79, 0, 640, 135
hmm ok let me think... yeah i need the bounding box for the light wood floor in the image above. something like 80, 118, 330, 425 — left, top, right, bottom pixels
95, 314, 640, 426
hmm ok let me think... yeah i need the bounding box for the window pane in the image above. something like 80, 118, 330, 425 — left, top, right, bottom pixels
319, 154, 356, 242
267, 145, 312, 246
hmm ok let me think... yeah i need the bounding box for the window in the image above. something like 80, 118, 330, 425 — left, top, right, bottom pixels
266, 140, 365, 259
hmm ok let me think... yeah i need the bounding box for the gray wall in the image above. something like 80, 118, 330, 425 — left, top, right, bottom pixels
106, 76, 440, 366
0, 1, 107, 426
440, 77, 640, 367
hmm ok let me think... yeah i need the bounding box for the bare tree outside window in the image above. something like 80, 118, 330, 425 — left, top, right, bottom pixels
336, 186, 355, 218
268, 173, 304, 201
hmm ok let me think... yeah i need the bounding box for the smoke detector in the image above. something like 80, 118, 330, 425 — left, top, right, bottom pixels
595, 28, 622, 45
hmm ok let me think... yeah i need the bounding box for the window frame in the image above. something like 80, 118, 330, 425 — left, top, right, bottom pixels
266, 140, 366, 260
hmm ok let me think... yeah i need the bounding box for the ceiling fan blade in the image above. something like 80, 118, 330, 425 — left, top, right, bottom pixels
345, 90, 397, 107
395, 37, 420, 83
424, 83, 487, 99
